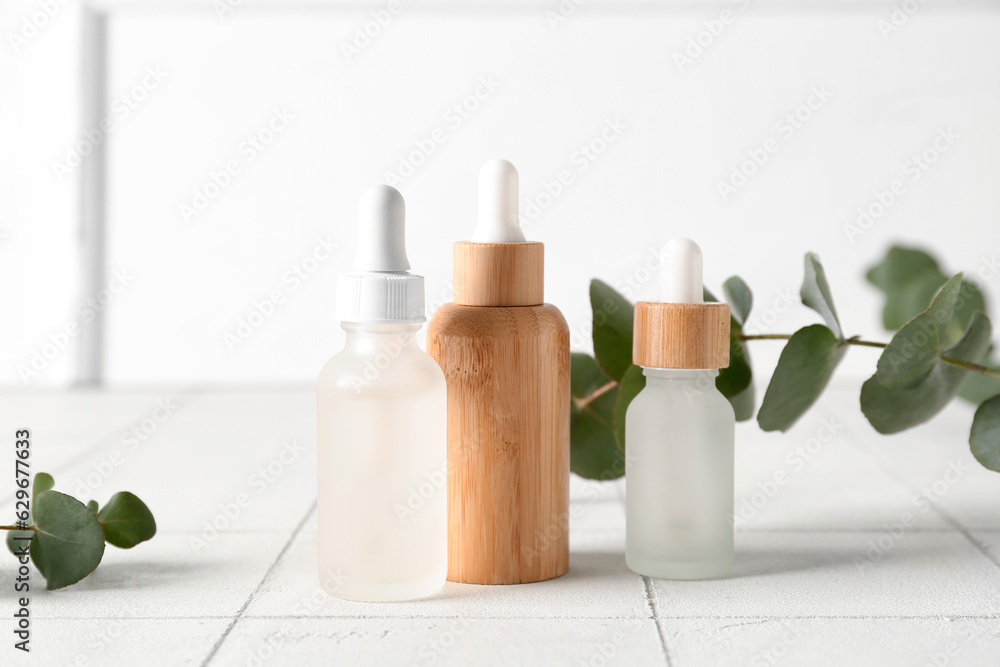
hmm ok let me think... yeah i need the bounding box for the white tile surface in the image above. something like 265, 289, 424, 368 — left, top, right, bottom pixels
662, 617, 1000, 667
30, 532, 294, 620
243, 515, 649, 620
732, 407, 950, 531
214, 617, 665, 667
651, 531, 1000, 618
1, 387, 997, 666
3, 619, 229, 667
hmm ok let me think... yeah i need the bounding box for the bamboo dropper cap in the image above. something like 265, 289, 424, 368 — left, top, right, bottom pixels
633, 238, 730, 369
453, 160, 544, 306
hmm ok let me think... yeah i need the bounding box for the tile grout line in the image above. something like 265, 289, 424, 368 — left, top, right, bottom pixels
34, 613, 1000, 621
838, 417, 1000, 572
199, 499, 317, 667
643, 576, 674, 667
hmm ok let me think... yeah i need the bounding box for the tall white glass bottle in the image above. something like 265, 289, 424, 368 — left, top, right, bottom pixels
317, 185, 447, 601
625, 238, 735, 580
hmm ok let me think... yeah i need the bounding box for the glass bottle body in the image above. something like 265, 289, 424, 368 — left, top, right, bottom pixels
317, 322, 447, 601
625, 368, 735, 580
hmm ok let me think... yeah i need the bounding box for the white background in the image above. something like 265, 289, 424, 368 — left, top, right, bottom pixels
4, 0, 999, 388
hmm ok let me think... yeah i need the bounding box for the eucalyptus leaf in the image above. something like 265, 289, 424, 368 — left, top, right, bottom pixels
703, 288, 753, 402
862, 312, 993, 434
87, 500, 99, 514
801, 253, 843, 339
614, 364, 647, 451
97, 492, 157, 549
728, 381, 757, 422
33, 472, 54, 505
719, 325, 753, 406
758, 325, 847, 432
571, 385, 624, 480
876, 274, 963, 389
723, 276, 753, 325
949, 280, 987, 346
959, 351, 1000, 404
571, 352, 612, 398
970, 394, 1000, 473
867, 246, 948, 330
6, 527, 31, 557
31, 490, 106, 590
866, 246, 986, 342
590, 279, 635, 383
6, 472, 56, 557
570, 353, 624, 480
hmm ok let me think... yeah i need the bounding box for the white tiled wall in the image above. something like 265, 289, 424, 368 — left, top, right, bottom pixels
4, 1, 1000, 386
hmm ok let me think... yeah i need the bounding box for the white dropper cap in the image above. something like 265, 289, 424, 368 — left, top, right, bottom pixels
471, 158, 527, 243
335, 185, 425, 323
661, 238, 704, 304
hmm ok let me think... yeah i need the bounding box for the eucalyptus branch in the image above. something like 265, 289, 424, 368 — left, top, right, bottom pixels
6, 473, 156, 589
571, 246, 1000, 481
573, 380, 617, 410
738, 332, 1000, 379
940, 356, 1000, 379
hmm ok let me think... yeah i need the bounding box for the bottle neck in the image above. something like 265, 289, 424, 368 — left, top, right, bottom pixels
340, 321, 422, 356
642, 368, 719, 383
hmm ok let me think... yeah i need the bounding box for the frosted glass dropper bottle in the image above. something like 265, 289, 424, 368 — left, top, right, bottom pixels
626, 238, 735, 580
316, 185, 447, 601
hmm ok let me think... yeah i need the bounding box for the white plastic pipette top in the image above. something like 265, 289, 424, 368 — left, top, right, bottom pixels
353, 185, 410, 271
661, 238, 703, 304
335, 185, 425, 323
472, 159, 527, 243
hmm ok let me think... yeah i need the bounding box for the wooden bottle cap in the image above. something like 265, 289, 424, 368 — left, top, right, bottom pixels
633, 302, 731, 369
453, 241, 544, 307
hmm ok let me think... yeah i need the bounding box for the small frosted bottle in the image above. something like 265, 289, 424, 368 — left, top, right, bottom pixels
317, 185, 447, 601
626, 238, 735, 580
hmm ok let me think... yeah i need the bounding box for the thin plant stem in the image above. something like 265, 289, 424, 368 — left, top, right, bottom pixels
573, 380, 617, 410
739, 333, 1000, 379
940, 356, 1000, 379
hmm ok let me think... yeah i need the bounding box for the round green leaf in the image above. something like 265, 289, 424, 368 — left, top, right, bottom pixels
31, 490, 106, 590
590, 279, 635, 383
970, 395, 1000, 472
33, 472, 54, 505
705, 286, 754, 402
727, 381, 756, 422
722, 276, 753, 325
87, 500, 99, 514
866, 246, 948, 330
949, 280, 987, 346
614, 364, 646, 451
7, 527, 33, 556
718, 324, 753, 399
876, 274, 963, 389
960, 350, 1000, 404
862, 312, 993, 434
758, 325, 846, 432
801, 253, 843, 339
571, 383, 624, 480
571, 352, 611, 399
97, 492, 157, 549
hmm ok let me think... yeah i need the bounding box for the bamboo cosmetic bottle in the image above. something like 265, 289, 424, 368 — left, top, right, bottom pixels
427, 159, 570, 585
